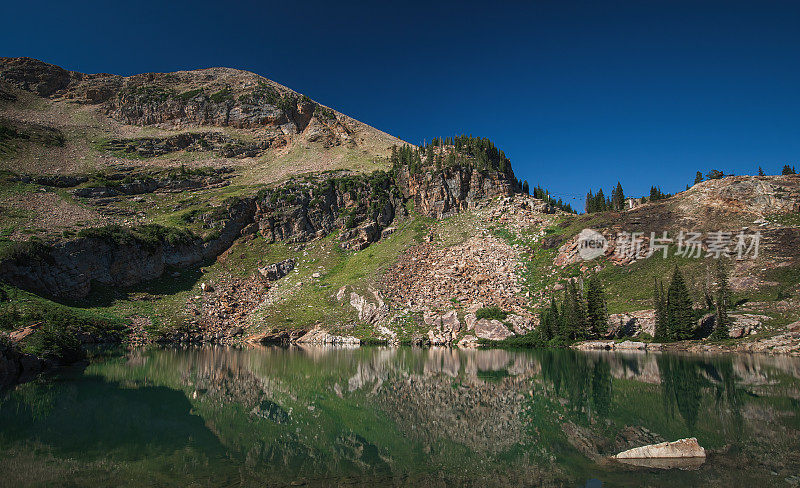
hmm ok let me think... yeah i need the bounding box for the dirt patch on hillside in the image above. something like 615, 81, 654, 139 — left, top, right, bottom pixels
1, 191, 106, 236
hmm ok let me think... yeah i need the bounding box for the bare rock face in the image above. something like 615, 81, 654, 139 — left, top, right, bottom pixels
257, 258, 295, 281
457, 335, 479, 348
679, 176, 800, 217
0, 57, 72, 96
397, 165, 517, 219
464, 313, 478, 331
474, 319, 514, 341
427, 329, 451, 346
441, 310, 461, 335
506, 314, 533, 335
348, 290, 389, 325
246, 328, 308, 345
424, 309, 462, 345
255, 173, 405, 249
729, 313, 770, 338
613, 437, 706, 459
607, 310, 656, 337
0, 198, 255, 299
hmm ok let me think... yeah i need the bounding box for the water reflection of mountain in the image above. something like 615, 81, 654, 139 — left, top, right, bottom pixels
3, 346, 799, 487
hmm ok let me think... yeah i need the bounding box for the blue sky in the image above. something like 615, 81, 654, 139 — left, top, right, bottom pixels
2, 0, 799, 207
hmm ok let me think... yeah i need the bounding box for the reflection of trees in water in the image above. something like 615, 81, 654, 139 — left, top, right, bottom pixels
538, 350, 613, 420
591, 360, 613, 417
659, 355, 706, 428
657, 355, 744, 430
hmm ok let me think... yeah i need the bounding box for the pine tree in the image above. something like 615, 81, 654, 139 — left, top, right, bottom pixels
595, 189, 607, 212
562, 280, 587, 340
666, 267, 695, 340
710, 259, 731, 340
586, 274, 608, 338
522, 180, 530, 195
653, 277, 668, 341
549, 296, 561, 341
611, 182, 625, 211
758, 166, 765, 176
694, 171, 703, 185
782, 164, 797, 175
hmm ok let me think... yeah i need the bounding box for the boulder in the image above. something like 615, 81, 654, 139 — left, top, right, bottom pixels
296, 327, 360, 345
729, 314, 770, 338
349, 291, 389, 324
441, 310, 461, 335
474, 319, 514, 341
607, 310, 655, 337
613, 437, 706, 460
506, 314, 533, 335
427, 329, 450, 346
457, 335, 479, 348
257, 258, 295, 281
464, 313, 477, 331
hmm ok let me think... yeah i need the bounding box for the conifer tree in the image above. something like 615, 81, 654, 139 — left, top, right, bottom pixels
586, 274, 608, 338
611, 182, 625, 211
522, 180, 530, 195
758, 166, 765, 176
653, 277, 668, 341
694, 171, 703, 185
562, 280, 587, 340
666, 267, 694, 340
710, 259, 731, 340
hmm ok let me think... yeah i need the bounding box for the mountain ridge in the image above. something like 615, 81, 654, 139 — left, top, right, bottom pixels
1, 58, 800, 380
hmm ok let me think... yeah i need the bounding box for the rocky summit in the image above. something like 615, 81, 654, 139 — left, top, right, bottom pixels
1, 57, 800, 376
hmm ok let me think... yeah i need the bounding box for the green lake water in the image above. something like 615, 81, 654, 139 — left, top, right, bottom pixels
1, 346, 799, 487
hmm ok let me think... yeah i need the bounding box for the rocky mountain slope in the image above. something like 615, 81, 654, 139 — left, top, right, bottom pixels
1, 57, 800, 371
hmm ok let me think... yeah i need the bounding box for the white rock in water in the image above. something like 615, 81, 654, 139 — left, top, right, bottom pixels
613, 437, 706, 459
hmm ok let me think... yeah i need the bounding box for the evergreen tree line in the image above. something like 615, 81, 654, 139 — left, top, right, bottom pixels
692, 164, 797, 186
537, 275, 608, 343
653, 263, 731, 342
585, 182, 625, 213
532, 184, 576, 214
648, 186, 671, 202
390, 137, 575, 212
419, 135, 513, 174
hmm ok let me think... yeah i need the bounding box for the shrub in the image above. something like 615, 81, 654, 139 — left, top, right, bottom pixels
177, 88, 203, 101
476, 306, 508, 321
23, 323, 85, 363
0, 240, 54, 265
209, 88, 233, 103
78, 224, 196, 249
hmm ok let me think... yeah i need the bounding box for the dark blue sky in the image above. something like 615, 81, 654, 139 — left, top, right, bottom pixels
3, 1, 799, 206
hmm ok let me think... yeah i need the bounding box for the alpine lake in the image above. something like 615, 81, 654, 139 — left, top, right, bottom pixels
1, 346, 799, 487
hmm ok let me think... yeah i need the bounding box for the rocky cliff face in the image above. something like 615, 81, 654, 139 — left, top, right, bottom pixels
397, 164, 517, 218
0, 164, 518, 300
254, 172, 405, 248
0, 198, 255, 299
0, 57, 370, 149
